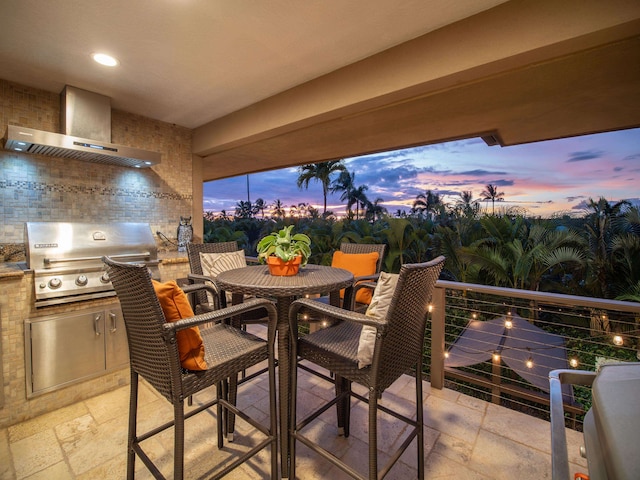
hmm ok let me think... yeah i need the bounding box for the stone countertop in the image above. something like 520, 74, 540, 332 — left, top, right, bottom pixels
0, 253, 189, 280
158, 252, 189, 264
0, 262, 27, 280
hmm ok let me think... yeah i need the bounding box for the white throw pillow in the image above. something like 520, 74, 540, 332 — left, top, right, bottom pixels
356, 272, 399, 368
200, 250, 247, 304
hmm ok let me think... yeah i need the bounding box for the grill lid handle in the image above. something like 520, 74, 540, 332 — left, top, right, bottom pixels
44, 252, 155, 265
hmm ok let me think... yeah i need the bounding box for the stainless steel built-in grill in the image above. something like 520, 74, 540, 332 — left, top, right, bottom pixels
25, 222, 159, 307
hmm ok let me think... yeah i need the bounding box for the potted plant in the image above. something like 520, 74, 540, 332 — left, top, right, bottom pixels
257, 225, 312, 276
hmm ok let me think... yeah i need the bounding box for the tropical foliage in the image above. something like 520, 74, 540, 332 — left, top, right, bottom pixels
204, 162, 640, 302
204, 203, 639, 302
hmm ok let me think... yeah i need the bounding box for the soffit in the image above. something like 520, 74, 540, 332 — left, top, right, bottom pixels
0, 0, 506, 129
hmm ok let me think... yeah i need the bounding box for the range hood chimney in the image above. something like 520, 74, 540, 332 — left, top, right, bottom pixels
3, 86, 161, 168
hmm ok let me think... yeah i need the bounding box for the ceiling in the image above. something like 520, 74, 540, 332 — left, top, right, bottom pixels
0, 0, 506, 129
1, 0, 639, 182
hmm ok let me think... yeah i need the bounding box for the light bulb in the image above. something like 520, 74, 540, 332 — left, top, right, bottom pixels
569, 358, 579, 368
492, 352, 501, 362
613, 335, 624, 346
526, 356, 534, 369
91, 52, 118, 67
505, 320, 513, 329
444, 351, 449, 359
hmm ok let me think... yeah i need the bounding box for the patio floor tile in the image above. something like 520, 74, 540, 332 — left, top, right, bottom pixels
1, 366, 588, 479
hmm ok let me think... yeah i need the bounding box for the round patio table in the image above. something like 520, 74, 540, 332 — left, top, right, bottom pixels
216, 264, 354, 477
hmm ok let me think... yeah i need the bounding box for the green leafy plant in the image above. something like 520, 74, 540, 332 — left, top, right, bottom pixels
257, 225, 312, 266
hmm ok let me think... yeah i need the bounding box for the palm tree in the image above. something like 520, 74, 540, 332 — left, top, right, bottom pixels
458, 216, 586, 290
480, 184, 505, 215
296, 202, 314, 218
366, 197, 387, 222
583, 197, 632, 298
297, 160, 346, 214
253, 198, 266, 218
412, 190, 443, 220
455, 190, 480, 218
217, 209, 232, 221
352, 184, 369, 220
331, 170, 357, 217
381, 218, 414, 271
234, 200, 253, 219
611, 232, 640, 300
272, 199, 286, 219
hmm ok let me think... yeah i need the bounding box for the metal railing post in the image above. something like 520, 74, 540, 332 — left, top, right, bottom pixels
430, 284, 446, 389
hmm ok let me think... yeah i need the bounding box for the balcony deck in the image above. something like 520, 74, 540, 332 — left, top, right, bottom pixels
1, 358, 588, 480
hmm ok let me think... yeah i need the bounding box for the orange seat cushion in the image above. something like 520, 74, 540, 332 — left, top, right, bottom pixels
152, 280, 207, 371
331, 250, 380, 305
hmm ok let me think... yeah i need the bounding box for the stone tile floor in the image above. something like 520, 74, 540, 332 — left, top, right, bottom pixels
1, 350, 589, 479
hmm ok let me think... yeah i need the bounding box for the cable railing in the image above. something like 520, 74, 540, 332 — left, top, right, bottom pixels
428, 280, 640, 430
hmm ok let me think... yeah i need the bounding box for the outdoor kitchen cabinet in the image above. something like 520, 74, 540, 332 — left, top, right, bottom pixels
25, 305, 128, 397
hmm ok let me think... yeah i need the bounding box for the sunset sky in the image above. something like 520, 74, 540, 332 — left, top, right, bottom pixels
204, 127, 640, 218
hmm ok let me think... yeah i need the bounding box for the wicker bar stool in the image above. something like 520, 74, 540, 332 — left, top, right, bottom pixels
305, 242, 386, 315
187, 241, 265, 317
103, 256, 279, 480
289, 256, 445, 479
187, 241, 273, 436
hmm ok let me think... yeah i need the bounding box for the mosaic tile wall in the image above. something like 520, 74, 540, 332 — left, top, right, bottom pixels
0, 79, 194, 251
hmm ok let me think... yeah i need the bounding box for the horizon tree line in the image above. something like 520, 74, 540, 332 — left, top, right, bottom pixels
209, 159, 509, 222
203, 193, 640, 303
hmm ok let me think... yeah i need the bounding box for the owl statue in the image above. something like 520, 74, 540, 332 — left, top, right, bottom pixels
177, 216, 193, 252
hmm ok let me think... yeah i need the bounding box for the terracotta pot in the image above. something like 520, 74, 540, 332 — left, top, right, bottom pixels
266, 255, 301, 276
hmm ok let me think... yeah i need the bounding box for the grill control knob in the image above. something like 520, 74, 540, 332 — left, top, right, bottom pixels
100, 272, 111, 284
49, 277, 62, 289
76, 274, 88, 286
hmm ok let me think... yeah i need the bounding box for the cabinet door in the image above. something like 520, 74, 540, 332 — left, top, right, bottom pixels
30, 310, 106, 393
105, 307, 129, 369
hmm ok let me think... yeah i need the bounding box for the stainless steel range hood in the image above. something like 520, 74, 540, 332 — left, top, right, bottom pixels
3, 86, 161, 168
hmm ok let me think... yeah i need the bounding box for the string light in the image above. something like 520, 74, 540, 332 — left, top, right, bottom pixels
569, 358, 579, 368
505, 319, 513, 329
321, 320, 328, 328
472, 312, 477, 319
526, 356, 534, 369
428, 304, 433, 313
444, 351, 449, 359
524, 346, 534, 368
613, 335, 624, 346
492, 352, 501, 362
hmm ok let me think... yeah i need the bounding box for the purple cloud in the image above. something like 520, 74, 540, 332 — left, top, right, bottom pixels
567, 150, 604, 162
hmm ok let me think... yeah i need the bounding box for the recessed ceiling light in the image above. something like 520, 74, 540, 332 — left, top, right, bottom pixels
91, 53, 119, 67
